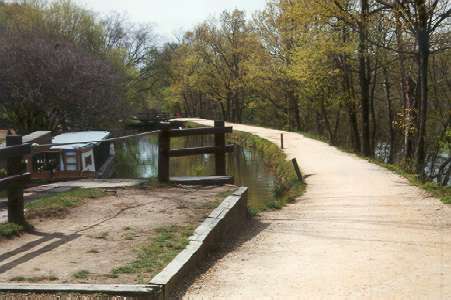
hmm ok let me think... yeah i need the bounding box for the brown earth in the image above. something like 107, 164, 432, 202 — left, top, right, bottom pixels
181, 119, 451, 300
0, 185, 234, 284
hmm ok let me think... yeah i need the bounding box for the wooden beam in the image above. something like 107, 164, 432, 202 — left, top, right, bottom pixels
0, 284, 158, 297
0, 143, 31, 160
215, 120, 226, 176
292, 158, 304, 183
0, 173, 31, 191
6, 135, 27, 225
158, 123, 170, 182
168, 145, 234, 157
169, 126, 232, 137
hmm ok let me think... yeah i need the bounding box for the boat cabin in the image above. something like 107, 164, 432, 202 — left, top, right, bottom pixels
29, 131, 114, 180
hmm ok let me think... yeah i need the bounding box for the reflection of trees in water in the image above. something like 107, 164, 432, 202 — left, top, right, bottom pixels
376, 142, 450, 186
113, 136, 158, 178
113, 135, 277, 209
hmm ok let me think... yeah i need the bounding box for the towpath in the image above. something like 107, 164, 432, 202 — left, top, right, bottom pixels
181, 119, 451, 299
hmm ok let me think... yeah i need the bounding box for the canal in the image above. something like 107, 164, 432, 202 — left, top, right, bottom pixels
112, 134, 276, 211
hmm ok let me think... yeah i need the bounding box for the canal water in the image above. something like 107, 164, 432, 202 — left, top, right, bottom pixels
112, 134, 276, 210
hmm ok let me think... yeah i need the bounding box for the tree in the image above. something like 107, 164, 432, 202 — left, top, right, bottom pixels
376, 0, 451, 175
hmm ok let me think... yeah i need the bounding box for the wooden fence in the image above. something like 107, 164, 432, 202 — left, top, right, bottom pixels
158, 120, 234, 182
0, 135, 31, 226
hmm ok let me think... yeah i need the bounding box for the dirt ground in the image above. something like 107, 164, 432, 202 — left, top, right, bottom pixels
0, 185, 234, 284
181, 119, 451, 300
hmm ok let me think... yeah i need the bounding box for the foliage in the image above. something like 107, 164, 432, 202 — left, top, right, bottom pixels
0, 223, 23, 239
0, 0, 157, 132
149, 1, 451, 186
229, 130, 305, 213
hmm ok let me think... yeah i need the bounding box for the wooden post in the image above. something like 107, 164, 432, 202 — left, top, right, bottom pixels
291, 158, 304, 183
158, 123, 170, 182
281, 133, 284, 149
6, 135, 26, 225
214, 120, 226, 176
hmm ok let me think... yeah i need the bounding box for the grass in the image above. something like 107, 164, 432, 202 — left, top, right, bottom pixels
25, 188, 106, 219
229, 130, 305, 214
72, 270, 90, 279
112, 225, 194, 281
0, 223, 24, 239
10, 275, 58, 283
369, 159, 451, 204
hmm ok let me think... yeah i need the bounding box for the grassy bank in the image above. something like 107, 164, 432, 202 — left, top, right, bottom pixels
229, 131, 305, 215
112, 225, 194, 283
369, 159, 450, 204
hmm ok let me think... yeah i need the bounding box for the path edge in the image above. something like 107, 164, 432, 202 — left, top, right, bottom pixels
149, 186, 249, 299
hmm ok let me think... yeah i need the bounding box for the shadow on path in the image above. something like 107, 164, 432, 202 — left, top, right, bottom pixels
174, 218, 270, 299
0, 230, 80, 274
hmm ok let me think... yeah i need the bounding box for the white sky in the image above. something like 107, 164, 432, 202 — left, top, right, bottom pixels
74, 0, 267, 42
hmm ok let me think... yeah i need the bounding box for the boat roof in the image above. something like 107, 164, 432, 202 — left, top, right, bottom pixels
23, 131, 52, 144
51, 131, 111, 150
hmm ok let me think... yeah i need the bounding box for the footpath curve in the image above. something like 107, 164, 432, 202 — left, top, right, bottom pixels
180, 119, 450, 299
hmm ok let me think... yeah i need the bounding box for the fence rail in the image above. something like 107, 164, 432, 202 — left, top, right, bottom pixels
168, 145, 234, 157
0, 121, 234, 225
158, 120, 233, 182
168, 126, 232, 137
0, 173, 31, 191
0, 143, 31, 159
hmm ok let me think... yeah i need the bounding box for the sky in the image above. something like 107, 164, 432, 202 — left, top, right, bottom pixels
75, 0, 267, 42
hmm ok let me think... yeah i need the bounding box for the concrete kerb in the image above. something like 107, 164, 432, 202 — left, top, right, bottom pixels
150, 187, 249, 299
0, 187, 249, 300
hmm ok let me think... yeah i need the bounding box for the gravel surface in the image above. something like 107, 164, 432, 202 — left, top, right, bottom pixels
181, 119, 451, 299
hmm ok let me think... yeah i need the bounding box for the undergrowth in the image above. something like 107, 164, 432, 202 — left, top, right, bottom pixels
0, 223, 24, 239
229, 131, 305, 214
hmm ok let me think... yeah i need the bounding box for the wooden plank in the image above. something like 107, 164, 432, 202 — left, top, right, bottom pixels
169, 126, 232, 137
214, 121, 226, 176
292, 158, 304, 182
0, 284, 157, 296
158, 124, 170, 182
170, 176, 234, 186
0, 143, 31, 160
168, 145, 234, 157
6, 135, 27, 225
0, 173, 31, 191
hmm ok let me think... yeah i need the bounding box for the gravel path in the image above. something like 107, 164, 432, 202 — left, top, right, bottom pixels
181, 119, 451, 299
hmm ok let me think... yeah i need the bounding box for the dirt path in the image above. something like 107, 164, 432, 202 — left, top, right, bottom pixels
0, 185, 234, 284
181, 119, 451, 299
0, 179, 146, 223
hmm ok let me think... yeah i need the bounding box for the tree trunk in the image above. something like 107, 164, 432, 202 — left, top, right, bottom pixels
415, 1, 430, 176
383, 67, 396, 164
359, 0, 371, 157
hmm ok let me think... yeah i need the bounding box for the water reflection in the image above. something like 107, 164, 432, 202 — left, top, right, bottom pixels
113, 134, 276, 210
